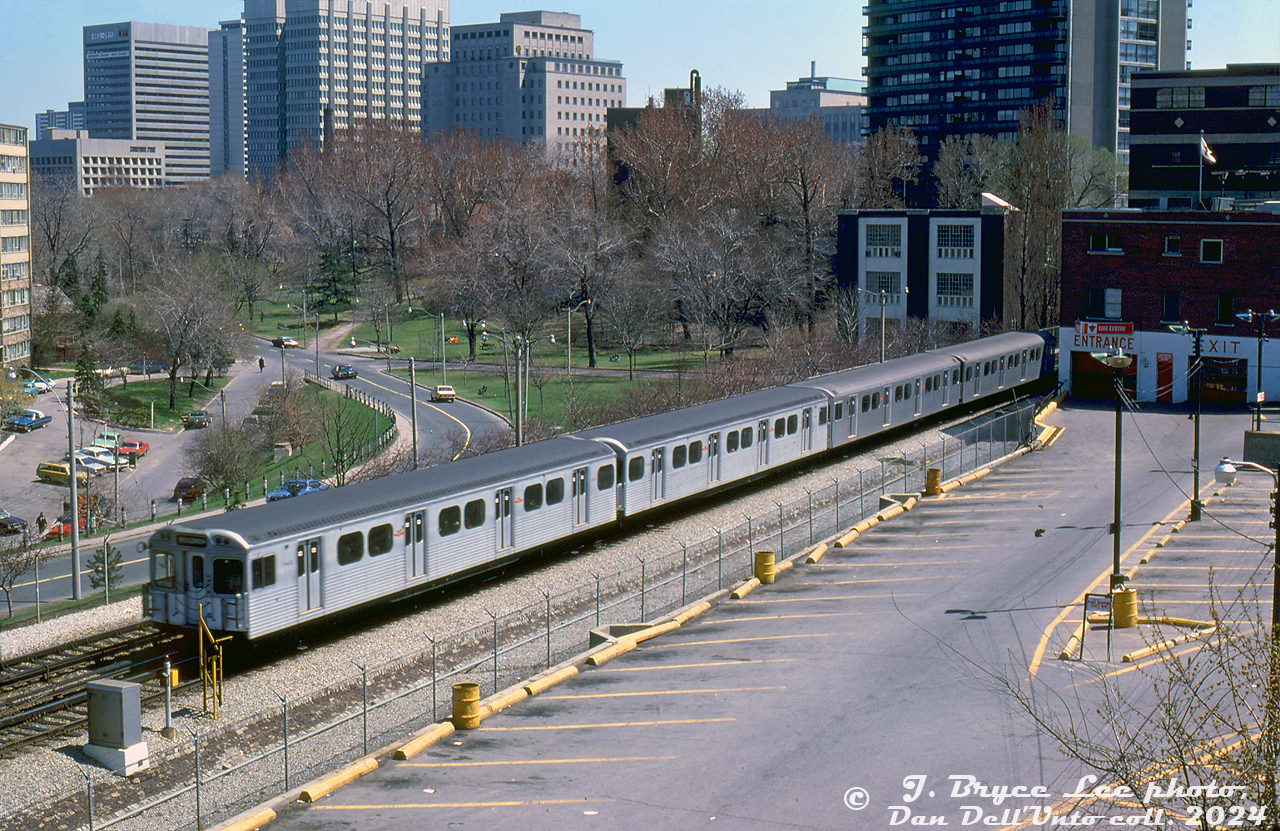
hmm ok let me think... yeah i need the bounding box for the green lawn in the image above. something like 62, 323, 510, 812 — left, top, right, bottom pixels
102, 375, 234, 430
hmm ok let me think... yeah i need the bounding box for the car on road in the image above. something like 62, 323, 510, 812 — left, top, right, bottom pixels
431, 385, 456, 402
172, 477, 207, 502
272, 336, 300, 348
118, 439, 149, 461
182, 410, 212, 429
22, 378, 53, 395
0, 516, 27, 536
129, 359, 167, 375
4, 409, 51, 432
266, 478, 330, 502
331, 364, 357, 380
62, 452, 109, 475
79, 446, 129, 471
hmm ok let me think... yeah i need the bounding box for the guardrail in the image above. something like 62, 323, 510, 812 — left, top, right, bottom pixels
6, 402, 1039, 831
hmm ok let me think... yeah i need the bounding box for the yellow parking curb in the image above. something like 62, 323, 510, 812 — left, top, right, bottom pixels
524, 665, 579, 696
585, 637, 637, 666
481, 686, 529, 717
394, 722, 456, 760
671, 601, 712, 626
212, 808, 276, 831
731, 577, 761, 599
805, 543, 828, 564
300, 757, 378, 803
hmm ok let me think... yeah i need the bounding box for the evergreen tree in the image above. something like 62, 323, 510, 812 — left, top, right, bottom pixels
88, 540, 123, 592
307, 245, 363, 322
74, 344, 107, 419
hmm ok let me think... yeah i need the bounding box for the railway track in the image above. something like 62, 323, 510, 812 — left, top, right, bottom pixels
0, 622, 189, 756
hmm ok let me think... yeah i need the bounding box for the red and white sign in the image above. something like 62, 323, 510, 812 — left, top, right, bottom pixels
1086, 594, 1112, 616
1075, 321, 1134, 336
1071, 321, 1135, 353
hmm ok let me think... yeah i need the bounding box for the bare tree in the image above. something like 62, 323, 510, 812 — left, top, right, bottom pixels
856, 124, 924, 208
29, 171, 96, 290
596, 270, 668, 379
0, 535, 37, 618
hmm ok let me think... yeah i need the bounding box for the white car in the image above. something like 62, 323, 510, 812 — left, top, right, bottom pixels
79, 446, 128, 471
62, 452, 108, 475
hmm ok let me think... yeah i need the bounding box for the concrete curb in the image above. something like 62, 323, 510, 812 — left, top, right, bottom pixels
214, 808, 276, 831
299, 757, 378, 803
393, 722, 456, 761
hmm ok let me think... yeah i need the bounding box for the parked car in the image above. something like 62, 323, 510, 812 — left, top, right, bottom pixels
79, 446, 129, 471
94, 431, 123, 450
272, 336, 300, 348
35, 461, 89, 487
331, 364, 357, 380
61, 452, 108, 475
266, 478, 330, 502
4, 409, 51, 432
118, 439, 149, 461
431, 385, 456, 402
43, 512, 87, 540
0, 516, 27, 536
22, 379, 53, 395
128, 359, 167, 375
182, 410, 212, 429
172, 477, 207, 502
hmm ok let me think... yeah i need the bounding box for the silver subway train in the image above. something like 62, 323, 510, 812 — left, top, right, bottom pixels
147, 331, 1050, 640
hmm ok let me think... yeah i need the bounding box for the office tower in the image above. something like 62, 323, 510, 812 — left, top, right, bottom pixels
83, 22, 212, 185
766, 67, 866, 146
0, 125, 31, 367
243, 0, 449, 178
422, 11, 625, 158
35, 103, 86, 141
30, 130, 167, 196
863, 0, 1187, 174
210, 20, 247, 179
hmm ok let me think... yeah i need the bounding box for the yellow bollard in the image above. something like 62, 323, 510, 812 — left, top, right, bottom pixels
925, 468, 941, 495
451, 682, 481, 729
754, 550, 776, 585
1113, 588, 1138, 629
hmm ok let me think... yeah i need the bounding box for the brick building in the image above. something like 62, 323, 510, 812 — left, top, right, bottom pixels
1059, 207, 1280, 402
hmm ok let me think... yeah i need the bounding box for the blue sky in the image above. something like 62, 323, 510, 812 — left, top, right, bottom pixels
2, 0, 1276, 132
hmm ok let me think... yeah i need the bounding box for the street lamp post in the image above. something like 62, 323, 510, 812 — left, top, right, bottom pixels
1237, 310, 1279, 432
857, 285, 905, 363
1169, 321, 1206, 520
438, 312, 446, 384
1093, 350, 1134, 590
480, 325, 554, 446
566, 298, 592, 376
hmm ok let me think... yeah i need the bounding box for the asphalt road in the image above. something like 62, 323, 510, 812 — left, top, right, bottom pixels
0, 339, 510, 612
262, 404, 1261, 831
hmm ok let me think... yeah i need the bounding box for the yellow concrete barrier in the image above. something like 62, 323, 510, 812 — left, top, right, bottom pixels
754, 550, 776, 584
672, 601, 712, 626
731, 577, 761, 599
394, 722, 456, 760
805, 543, 828, 564
585, 637, 637, 666
774, 558, 794, 576
451, 682, 481, 729
832, 527, 860, 549
631, 620, 680, 644
901, 496, 918, 511
481, 686, 529, 717
300, 757, 378, 802
216, 807, 276, 831
524, 665, 579, 697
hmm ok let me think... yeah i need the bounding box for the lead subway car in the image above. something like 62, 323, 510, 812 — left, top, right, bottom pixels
147, 438, 617, 639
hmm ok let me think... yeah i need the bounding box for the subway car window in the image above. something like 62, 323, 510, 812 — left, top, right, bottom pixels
628, 456, 644, 481
213, 558, 244, 593
439, 506, 461, 536
742, 425, 753, 447
598, 465, 614, 490
726, 431, 739, 453
546, 478, 564, 504
251, 555, 275, 590
337, 532, 363, 565
369, 524, 393, 555
464, 499, 486, 529
689, 441, 703, 462
525, 483, 543, 511
787, 415, 798, 435
672, 445, 687, 468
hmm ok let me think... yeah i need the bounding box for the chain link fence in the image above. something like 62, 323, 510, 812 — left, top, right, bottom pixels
11, 401, 1039, 831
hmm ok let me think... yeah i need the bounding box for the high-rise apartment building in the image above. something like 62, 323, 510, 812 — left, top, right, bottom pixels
242, 0, 449, 178
83, 22, 212, 186
35, 103, 86, 140
422, 11, 625, 158
863, 0, 1187, 174
0, 125, 32, 367
209, 20, 246, 179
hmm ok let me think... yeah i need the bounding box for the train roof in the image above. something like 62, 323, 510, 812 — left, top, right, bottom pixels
789, 351, 957, 397
164, 437, 614, 546
936, 331, 1045, 362
572, 386, 826, 450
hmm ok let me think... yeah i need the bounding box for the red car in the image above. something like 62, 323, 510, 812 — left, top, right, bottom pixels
173, 477, 206, 502
118, 439, 149, 461
43, 513, 87, 540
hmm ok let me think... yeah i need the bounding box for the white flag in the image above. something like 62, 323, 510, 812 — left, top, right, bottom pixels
1200, 136, 1217, 164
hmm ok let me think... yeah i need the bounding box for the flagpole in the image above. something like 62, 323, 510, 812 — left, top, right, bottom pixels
1198, 130, 1204, 209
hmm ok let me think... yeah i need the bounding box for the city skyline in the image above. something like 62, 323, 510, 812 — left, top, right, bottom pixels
1, 0, 1276, 133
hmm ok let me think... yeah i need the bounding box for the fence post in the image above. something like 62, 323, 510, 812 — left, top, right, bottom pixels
859, 469, 865, 518
716, 528, 723, 589
361, 664, 368, 755
833, 478, 840, 530
150, 499, 156, 522
746, 515, 754, 564
776, 502, 785, 555
680, 542, 688, 605
807, 489, 813, 546
639, 557, 647, 621
429, 637, 437, 720
192, 731, 201, 830
489, 610, 498, 693
880, 460, 886, 496
275, 693, 289, 791
543, 589, 552, 669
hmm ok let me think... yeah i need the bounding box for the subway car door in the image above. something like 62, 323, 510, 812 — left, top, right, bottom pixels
405, 511, 426, 579
652, 448, 666, 501
801, 409, 813, 453
757, 419, 769, 467
572, 467, 589, 526
883, 386, 892, 428
914, 378, 922, 417
296, 538, 321, 614
184, 552, 207, 622
495, 487, 514, 550
708, 432, 721, 483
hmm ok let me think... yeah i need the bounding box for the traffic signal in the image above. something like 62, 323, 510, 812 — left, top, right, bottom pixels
1271, 490, 1278, 530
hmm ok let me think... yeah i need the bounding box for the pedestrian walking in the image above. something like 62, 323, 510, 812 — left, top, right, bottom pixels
258, 356, 265, 372
36, 512, 46, 536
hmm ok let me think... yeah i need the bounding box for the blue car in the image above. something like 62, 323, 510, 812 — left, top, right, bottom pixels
267, 478, 330, 502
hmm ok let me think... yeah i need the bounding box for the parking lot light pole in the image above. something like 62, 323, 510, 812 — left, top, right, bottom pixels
1237, 309, 1279, 431
66, 380, 81, 601
1169, 322, 1205, 520
1093, 350, 1133, 590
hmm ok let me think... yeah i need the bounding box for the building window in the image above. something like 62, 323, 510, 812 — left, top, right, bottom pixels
1088, 232, 1123, 253
866, 271, 902, 299
936, 224, 974, 258
1217, 293, 1234, 325
936, 273, 974, 307
1087, 288, 1123, 320
1200, 239, 1223, 263
865, 224, 901, 257
1163, 236, 1181, 256
1248, 85, 1280, 107
1161, 291, 1180, 323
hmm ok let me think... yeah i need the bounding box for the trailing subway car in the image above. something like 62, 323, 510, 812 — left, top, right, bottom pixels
147, 331, 1051, 640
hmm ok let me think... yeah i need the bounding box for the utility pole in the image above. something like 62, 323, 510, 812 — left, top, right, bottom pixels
409, 358, 418, 470
67, 381, 81, 601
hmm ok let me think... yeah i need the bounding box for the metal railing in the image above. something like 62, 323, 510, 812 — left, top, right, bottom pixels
7, 401, 1039, 831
